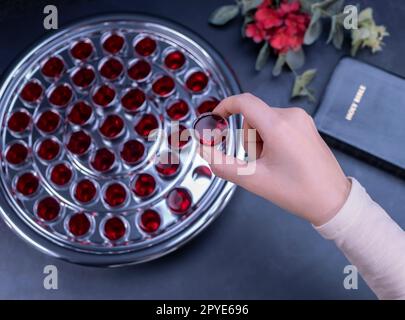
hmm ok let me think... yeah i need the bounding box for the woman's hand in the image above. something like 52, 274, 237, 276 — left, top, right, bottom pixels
200, 93, 351, 226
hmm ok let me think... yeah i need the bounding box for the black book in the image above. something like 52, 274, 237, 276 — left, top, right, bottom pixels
314, 57, 405, 178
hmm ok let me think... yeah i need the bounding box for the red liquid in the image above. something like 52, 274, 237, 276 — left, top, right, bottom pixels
121, 88, 146, 112
37, 138, 60, 161
99, 114, 124, 139
135, 37, 157, 56
8, 110, 31, 133
68, 101, 92, 125
155, 152, 180, 177
192, 165, 212, 179
186, 71, 208, 93
104, 217, 126, 241
164, 50, 185, 70
71, 40, 93, 61
133, 173, 156, 197
166, 100, 189, 120
152, 75, 175, 97
66, 130, 91, 155
104, 183, 127, 207
74, 179, 97, 203
140, 209, 161, 233
68, 213, 91, 237
127, 60, 151, 81
103, 33, 125, 54
6, 142, 28, 165
50, 163, 73, 186
100, 57, 124, 80
120, 140, 145, 164
134, 114, 159, 138
16, 172, 39, 196
92, 84, 116, 107
41, 56, 64, 79
49, 84, 73, 107
91, 148, 115, 172
166, 188, 192, 214
37, 197, 60, 221
72, 66, 95, 88
36, 110, 61, 133
197, 98, 219, 115
20, 81, 43, 103
193, 113, 228, 146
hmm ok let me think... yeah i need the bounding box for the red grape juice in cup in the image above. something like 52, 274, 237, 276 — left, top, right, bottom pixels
192, 112, 229, 146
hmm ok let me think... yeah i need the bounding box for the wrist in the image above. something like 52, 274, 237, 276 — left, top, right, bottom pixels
311, 177, 352, 226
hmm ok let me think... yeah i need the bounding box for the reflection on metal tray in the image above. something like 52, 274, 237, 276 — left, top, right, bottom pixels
0, 14, 242, 266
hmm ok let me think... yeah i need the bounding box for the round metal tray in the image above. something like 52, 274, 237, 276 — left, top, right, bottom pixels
0, 14, 242, 266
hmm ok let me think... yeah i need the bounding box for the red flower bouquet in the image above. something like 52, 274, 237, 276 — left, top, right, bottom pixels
246, 0, 309, 53
209, 0, 388, 102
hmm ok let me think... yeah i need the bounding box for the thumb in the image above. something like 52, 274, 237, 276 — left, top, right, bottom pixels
199, 145, 256, 187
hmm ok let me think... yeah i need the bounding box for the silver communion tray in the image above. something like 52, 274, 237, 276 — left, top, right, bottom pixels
0, 14, 242, 266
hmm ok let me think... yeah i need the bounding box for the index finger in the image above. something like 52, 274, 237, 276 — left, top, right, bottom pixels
213, 93, 276, 135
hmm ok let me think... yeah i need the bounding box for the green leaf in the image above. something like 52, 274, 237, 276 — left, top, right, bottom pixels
299, 0, 314, 14
330, 0, 345, 14
304, 8, 322, 45
332, 23, 344, 49
313, 0, 344, 16
327, 15, 337, 44
294, 69, 317, 91
241, 14, 254, 37
327, 15, 344, 49
209, 5, 240, 26
241, 0, 262, 15
286, 48, 305, 71
291, 69, 317, 102
255, 42, 270, 71
272, 54, 287, 77
335, 10, 349, 24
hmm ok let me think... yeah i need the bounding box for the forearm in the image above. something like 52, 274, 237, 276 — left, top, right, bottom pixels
204, 95, 405, 298
315, 178, 405, 300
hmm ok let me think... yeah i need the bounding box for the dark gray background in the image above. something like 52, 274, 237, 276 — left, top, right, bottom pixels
0, 0, 403, 299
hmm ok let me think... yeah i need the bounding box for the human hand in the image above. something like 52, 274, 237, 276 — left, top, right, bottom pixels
199, 93, 351, 226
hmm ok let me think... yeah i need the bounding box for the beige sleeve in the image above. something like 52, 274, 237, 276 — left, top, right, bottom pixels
315, 178, 405, 300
